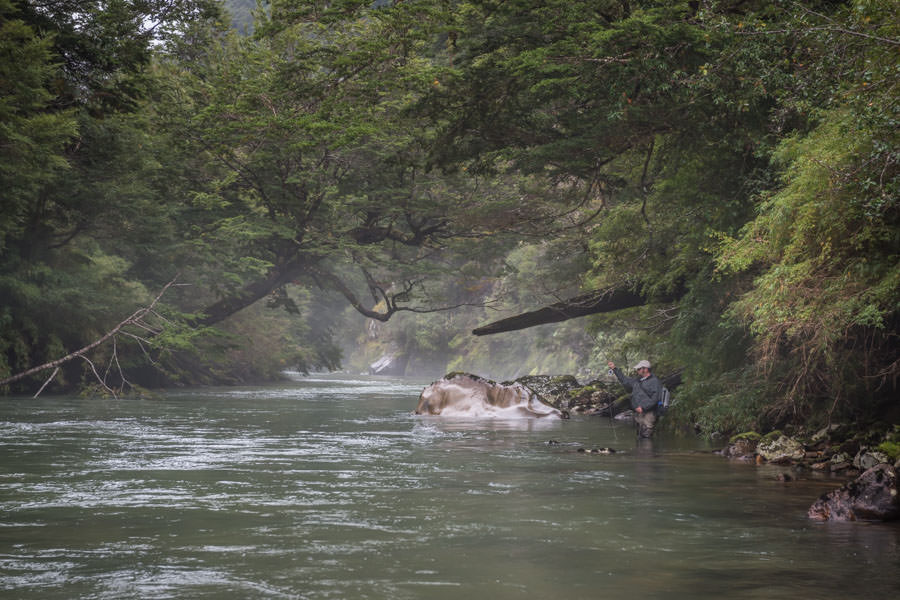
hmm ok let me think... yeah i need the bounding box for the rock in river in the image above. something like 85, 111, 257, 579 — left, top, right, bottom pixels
808, 463, 900, 522
415, 373, 566, 418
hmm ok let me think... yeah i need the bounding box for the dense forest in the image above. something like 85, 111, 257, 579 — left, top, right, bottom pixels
1, 0, 897, 437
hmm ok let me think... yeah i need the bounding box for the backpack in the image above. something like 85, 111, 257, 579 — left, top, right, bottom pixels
657, 386, 672, 415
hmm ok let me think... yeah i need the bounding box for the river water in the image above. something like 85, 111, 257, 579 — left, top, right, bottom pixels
1, 374, 898, 599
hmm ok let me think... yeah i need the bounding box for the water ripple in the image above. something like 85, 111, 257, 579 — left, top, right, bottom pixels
1, 382, 898, 600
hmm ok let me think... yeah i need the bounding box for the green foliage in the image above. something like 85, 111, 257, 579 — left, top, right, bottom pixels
674, 365, 771, 434
0, 3, 78, 249
761, 430, 786, 443
468, 0, 900, 433
712, 0, 899, 422
0, 239, 150, 390
1, 0, 897, 441
876, 441, 900, 463
720, 110, 899, 343
0, 1, 239, 392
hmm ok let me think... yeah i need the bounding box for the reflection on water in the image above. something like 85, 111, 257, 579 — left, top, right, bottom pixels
0, 374, 898, 599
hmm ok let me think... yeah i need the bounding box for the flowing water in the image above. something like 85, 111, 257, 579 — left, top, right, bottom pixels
1, 374, 898, 599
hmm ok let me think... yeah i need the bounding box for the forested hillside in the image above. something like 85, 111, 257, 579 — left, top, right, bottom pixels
1, 0, 896, 436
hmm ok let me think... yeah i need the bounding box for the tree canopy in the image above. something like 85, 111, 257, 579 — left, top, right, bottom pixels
1, 0, 896, 435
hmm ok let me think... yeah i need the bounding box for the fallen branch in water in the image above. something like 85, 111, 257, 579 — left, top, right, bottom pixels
0, 276, 180, 397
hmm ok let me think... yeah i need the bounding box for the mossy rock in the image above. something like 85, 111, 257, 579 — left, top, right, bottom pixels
558, 378, 617, 410
761, 430, 785, 443
758, 434, 805, 462
511, 375, 581, 404
569, 384, 599, 395
724, 432, 761, 458
729, 431, 762, 444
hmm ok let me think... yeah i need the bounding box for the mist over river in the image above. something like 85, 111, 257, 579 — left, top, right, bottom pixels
1, 374, 898, 599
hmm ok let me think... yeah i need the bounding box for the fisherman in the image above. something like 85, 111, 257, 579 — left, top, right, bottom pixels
607, 359, 662, 438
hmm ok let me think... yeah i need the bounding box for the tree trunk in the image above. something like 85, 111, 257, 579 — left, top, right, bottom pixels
472, 288, 649, 335
195, 256, 309, 327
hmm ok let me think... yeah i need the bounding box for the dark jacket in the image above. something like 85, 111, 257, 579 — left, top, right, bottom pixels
612, 368, 662, 412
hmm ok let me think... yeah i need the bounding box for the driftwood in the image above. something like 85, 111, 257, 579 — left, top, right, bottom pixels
0, 276, 180, 397
472, 288, 648, 336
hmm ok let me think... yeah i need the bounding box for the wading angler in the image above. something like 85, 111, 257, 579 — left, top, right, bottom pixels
607, 360, 663, 438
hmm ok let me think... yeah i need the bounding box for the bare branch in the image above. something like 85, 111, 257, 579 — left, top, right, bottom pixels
0, 275, 180, 389
110, 337, 131, 393
312, 267, 497, 322
33, 368, 59, 399
79, 355, 118, 399
312, 267, 395, 321
119, 332, 160, 366
734, 26, 900, 47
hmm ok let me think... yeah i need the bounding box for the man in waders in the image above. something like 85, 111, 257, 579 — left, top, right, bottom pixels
607, 359, 662, 438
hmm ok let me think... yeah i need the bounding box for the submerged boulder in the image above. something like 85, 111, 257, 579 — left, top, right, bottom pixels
808, 463, 900, 522
415, 373, 565, 418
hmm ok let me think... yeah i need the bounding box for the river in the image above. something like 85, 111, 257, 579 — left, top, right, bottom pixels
1, 374, 898, 599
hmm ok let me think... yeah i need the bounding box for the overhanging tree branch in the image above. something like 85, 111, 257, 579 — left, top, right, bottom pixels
194, 253, 310, 327
472, 287, 678, 336
311, 266, 497, 322
0, 276, 180, 393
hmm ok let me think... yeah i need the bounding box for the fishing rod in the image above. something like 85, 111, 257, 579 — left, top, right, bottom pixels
605, 362, 618, 442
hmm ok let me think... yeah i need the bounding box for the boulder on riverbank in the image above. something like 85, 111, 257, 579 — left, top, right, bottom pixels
808, 464, 900, 522
718, 427, 900, 522
757, 434, 806, 463
720, 427, 900, 475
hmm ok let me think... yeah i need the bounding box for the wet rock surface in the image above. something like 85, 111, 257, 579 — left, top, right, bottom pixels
509, 375, 622, 415
721, 432, 759, 458
718, 426, 900, 521
808, 464, 900, 522
416, 372, 630, 420
757, 434, 806, 463
415, 373, 565, 418
854, 449, 891, 471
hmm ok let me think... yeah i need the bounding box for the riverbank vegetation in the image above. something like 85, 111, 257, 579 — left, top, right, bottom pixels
1, 0, 896, 438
